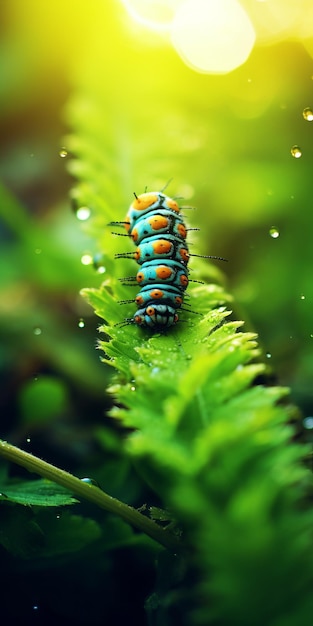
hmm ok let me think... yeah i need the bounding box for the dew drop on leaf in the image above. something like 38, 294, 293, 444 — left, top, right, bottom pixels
81, 477, 100, 487
59, 147, 68, 158
78, 318, 85, 328
266, 352, 272, 359
33, 327, 42, 335
290, 145, 302, 158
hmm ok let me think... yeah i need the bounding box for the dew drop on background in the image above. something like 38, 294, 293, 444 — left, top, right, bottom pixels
269, 227, 280, 238
59, 147, 68, 158
290, 145, 302, 158
76, 206, 91, 221
303, 416, 313, 430
93, 253, 106, 274
81, 253, 93, 266
303, 107, 313, 121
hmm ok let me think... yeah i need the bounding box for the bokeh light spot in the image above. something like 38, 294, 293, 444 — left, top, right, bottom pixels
170, 0, 256, 74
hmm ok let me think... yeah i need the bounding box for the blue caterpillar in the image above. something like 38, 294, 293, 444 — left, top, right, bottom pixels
114, 191, 226, 329
115, 191, 190, 329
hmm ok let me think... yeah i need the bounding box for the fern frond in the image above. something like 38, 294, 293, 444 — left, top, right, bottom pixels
67, 68, 313, 626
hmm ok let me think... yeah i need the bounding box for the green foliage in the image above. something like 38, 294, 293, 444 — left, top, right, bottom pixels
1, 2, 313, 623
0, 181, 107, 395
0, 478, 77, 507
0, 503, 102, 559
66, 71, 313, 625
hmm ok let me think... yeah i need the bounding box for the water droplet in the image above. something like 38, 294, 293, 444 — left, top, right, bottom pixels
76, 206, 91, 221
26, 437, 31, 443
266, 352, 272, 359
32, 605, 39, 611
303, 416, 313, 430
93, 253, 106, 274
303, 107, 313, 121
33, 327, 42, 335
81, 477, 99, 487
269, 227, 279, 239
310, 333, 313, 339
59, 147, 68, 158
300, 294, 305, 300
81, 253, 93, 266
34, 248, 42, 255
130, 386, 136, 391
78, 318, 85, 328
290, 145, 302, 158
56, 513, 61, 519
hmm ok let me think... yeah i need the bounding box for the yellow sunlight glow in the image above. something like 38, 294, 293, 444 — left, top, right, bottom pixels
171, 0, 256, 74
121, 0, 176, 32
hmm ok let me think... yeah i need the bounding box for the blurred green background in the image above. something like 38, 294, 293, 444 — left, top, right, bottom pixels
1, 0, 312, 422
0, 0, 313, 619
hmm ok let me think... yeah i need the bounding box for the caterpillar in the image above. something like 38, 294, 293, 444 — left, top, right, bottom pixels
113, 191, 225, 329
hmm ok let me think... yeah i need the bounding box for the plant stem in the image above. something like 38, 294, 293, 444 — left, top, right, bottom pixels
0, 439, 180, 552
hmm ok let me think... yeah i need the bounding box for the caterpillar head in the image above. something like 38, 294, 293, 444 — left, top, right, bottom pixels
133, 304, 178, 328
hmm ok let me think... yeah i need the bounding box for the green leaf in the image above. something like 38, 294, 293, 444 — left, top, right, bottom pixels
0, 479, 78, 506
34, 510, 102, 557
